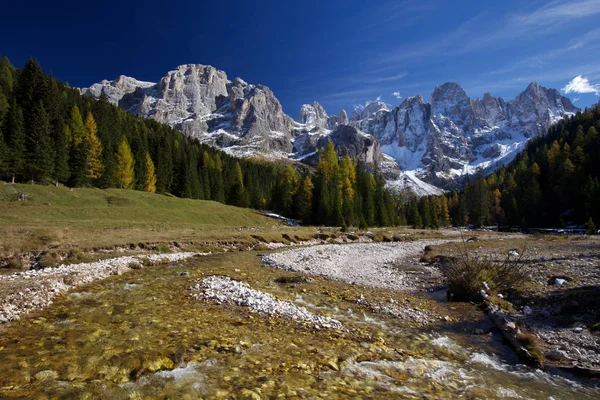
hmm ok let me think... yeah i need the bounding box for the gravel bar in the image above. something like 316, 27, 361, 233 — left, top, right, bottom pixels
192, 276, 343, 330
262, 240, 454, 291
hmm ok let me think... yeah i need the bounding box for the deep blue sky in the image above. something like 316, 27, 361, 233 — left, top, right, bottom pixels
2, 0, 599, 118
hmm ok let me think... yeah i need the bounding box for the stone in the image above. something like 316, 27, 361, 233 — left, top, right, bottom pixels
546, 349, 570, 361
34, 370, 59, 381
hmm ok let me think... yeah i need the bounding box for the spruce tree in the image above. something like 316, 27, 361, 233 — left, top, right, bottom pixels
0, 129, 8, 177
26, 101, 54, 183
51, 119, 69, 185
114, 138, 135, 189
5, 100, 25, 182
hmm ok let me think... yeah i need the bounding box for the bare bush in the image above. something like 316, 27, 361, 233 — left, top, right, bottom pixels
441, 239, 528, 302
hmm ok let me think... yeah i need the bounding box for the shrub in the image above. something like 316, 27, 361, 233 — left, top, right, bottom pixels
155, 244, 171, 254
37, 251, 62, 268
2, 257, 23, 269
128, 261, 143, 270
442, 242, 528, 302
516, 332, 544, 366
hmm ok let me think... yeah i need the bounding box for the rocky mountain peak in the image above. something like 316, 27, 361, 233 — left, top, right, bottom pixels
298, 101, 329, 130
338, 109, 349, 125
81, 65, 578, 194
360, 101, 389, 120
431, 82, 469, 115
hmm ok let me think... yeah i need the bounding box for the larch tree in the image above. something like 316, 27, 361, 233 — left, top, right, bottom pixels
230, 161, 246, 207
67, 106, 88, 186
85, 112, 104, 180
114, 138, 135, 189
144, 152, 157, 193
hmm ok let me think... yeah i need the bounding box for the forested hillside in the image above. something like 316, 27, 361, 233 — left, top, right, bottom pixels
0, 58, 400, 227
403, 105, 600, 230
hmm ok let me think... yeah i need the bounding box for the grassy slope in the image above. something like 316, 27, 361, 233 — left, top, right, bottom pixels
0, 182, 299, 254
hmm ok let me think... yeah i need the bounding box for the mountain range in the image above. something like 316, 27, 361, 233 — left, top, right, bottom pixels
80, 64, 578, 194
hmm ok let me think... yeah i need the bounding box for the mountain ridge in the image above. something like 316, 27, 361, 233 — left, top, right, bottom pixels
81, 64, 578, 193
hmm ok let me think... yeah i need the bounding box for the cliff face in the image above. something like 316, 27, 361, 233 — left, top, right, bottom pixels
82, 66, 577, 193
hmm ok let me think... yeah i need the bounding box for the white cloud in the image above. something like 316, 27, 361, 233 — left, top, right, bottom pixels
572, 97, 580, 102
392, 91, 402, 99
512, 0, 600, 28
562, 75, 600, 96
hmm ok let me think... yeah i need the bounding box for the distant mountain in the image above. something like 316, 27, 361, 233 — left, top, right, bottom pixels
81, 65, 577, 193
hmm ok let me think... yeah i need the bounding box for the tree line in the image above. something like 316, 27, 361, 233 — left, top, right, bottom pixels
0, 57, 402, 227
402, 104, 600, 230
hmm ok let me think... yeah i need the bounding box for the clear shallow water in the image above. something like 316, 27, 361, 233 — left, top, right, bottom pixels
0, 251, 597, 399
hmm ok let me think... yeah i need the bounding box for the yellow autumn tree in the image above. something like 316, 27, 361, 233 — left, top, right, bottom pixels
84, 112, 104, 180
68, 106, 86, 146
114, 138, 134, 189
144, 152, 157, 193
317, 142, 338, 183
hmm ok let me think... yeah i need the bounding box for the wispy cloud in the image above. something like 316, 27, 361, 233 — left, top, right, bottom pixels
461, 1, 600, 53
511, 0, 600, 27
562, 75, 600, 95
484, 27, 600, 76
392, 91, 402, 99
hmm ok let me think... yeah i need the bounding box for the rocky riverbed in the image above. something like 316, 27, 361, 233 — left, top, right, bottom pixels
263, 240, 453, 292
0, 252, 198, 322
0, 233, 598, 399
424, 235, 600, 373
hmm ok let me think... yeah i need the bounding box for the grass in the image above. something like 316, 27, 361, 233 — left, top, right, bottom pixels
0, 182, 291, 256
516, 331, 544, 367
0, 182, 450, 263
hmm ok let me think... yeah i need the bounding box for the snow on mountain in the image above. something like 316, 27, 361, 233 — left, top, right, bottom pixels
348, 81, 577, 190
81, 66, 577, 195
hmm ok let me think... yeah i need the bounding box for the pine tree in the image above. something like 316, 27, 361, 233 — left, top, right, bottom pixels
85, 112, 104, 180
144, 152, 157, 193
26, 101, 54, 182
114, 138, 135, 189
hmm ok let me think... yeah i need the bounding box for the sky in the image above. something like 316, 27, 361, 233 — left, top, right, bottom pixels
1, 0, 600, 118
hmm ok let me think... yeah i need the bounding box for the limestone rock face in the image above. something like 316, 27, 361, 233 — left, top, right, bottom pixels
84, 64, 295, 156
298, 101, 329, 130
81, 66, 577, 193
80, 75, 155, 106
298, 125, 382, 167
343, 82, 577, 189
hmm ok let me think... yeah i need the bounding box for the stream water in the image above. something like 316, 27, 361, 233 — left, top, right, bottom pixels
0, 250, 598, 399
